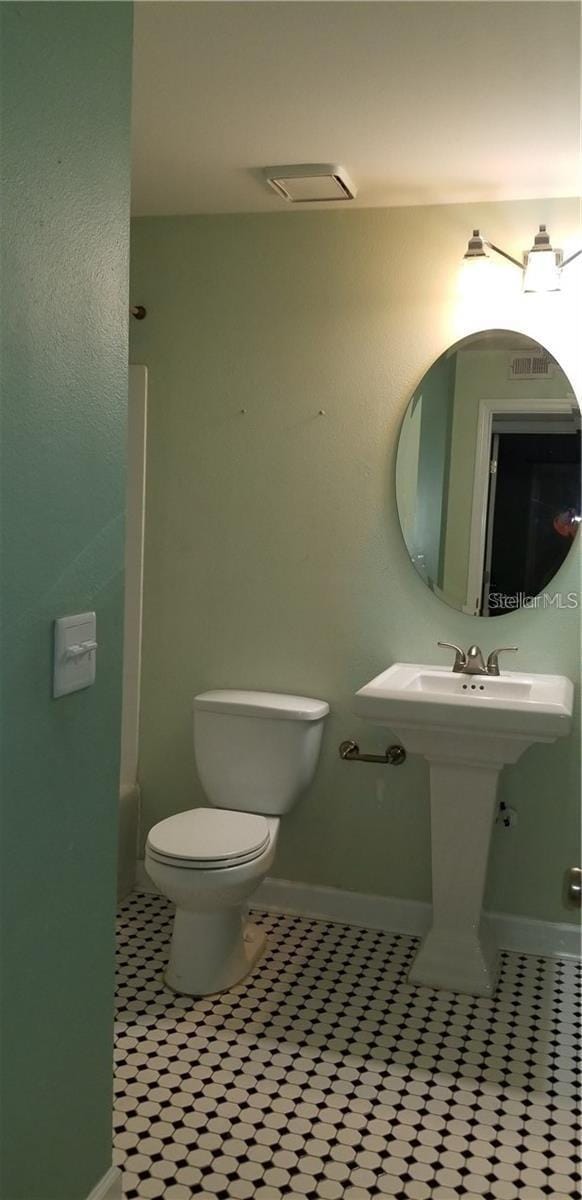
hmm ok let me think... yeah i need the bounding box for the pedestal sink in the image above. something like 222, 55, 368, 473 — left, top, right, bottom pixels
354, 663, 574, 997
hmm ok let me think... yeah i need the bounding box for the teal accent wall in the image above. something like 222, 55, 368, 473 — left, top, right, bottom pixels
0, 5, 132, 1198
130, 199, 581, 927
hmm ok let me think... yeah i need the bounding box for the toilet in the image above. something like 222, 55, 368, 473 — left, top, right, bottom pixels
145, 689, 329, 995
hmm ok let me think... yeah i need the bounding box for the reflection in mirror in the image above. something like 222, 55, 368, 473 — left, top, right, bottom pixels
396, 331, 580, 616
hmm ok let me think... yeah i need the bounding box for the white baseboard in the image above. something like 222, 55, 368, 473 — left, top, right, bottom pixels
256, 876, 431, 937
118, 783, 140, 902
86, 1166, 122, 1200
254, 878, 581, 960
488, 908, 580, 960
135, 858, 157, 895
133, 863, 581, 961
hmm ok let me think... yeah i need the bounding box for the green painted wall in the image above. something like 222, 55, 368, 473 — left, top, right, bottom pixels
130, 198, 581, 926
0, 5, 132, 1199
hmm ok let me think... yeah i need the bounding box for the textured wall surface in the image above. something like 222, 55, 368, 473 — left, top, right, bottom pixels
130, 198, 580, 925
0, 5, 132, 1198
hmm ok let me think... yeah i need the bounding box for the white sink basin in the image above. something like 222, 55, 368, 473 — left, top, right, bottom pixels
355, 662, 573, 743
355, 661, 574, 998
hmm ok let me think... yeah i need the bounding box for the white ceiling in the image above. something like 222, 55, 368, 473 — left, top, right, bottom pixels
131, 1, 581, 216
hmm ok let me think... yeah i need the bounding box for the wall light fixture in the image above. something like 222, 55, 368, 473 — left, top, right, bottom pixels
463, 225, 581, 293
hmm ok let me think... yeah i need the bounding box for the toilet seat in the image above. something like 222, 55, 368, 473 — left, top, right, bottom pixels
147, 808, 271, 871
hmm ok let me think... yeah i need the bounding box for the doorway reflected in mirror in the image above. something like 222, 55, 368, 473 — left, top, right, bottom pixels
395, 330, 580, 616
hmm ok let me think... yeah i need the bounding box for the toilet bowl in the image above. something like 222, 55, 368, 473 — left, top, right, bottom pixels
145, 690, 328, 995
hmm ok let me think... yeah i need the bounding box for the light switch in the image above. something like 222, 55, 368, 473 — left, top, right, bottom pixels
53, 612, 97, 698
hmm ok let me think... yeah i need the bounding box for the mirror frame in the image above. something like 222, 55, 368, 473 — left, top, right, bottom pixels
396, 327, 580, 617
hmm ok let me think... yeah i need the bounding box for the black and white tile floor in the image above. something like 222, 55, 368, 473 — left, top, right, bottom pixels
114, 893, 580, 1200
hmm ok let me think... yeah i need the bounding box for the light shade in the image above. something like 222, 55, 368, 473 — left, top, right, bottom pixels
463, 230, 489, 261
460, 230, 496, 300
523, 224, 562, 292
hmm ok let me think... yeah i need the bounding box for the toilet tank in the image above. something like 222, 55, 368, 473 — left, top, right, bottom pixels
193, 690, 329, 816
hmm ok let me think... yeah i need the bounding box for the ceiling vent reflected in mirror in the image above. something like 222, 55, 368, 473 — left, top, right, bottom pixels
509, 352, 554, 380
263, 163, 356, 203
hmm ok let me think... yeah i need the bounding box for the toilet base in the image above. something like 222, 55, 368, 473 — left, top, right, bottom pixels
165, 907, 266, 996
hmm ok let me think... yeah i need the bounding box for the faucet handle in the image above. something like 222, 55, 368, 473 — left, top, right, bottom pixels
487, 646, 518, 676
438, 642, 467, 672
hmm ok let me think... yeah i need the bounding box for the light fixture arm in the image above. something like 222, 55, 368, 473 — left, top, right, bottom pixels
482, 239, 523, 271
561, 247, 582, 269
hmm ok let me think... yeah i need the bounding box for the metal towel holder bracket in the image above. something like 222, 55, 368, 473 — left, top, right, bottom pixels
339, 740, 406, 766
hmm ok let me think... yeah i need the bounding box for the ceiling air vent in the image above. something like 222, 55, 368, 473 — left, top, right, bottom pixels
509, 352, 554, 381
263, 163, 357, 203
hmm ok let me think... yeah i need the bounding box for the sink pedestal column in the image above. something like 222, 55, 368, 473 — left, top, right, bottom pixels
408, 758, 500, 997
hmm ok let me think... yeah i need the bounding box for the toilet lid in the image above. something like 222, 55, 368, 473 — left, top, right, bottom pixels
147, 808, 271, 866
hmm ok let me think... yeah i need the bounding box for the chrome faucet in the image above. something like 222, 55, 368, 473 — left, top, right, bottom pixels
438, 642, 518, 677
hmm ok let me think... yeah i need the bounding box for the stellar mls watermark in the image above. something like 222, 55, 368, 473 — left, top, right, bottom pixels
488, 591, 579, 610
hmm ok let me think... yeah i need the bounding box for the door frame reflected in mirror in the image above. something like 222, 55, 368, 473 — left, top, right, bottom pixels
466, 395, 578, 615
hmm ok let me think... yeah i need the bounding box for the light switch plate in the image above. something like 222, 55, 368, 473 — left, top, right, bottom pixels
53, 612, 97, 698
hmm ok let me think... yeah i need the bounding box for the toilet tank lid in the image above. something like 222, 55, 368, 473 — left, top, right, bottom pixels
194, 690, 329, 721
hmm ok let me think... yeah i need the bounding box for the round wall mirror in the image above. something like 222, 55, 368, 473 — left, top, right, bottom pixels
396, 330, 580, 616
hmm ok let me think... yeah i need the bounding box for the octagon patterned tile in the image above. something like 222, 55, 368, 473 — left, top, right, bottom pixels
114, 894, 581, 1200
